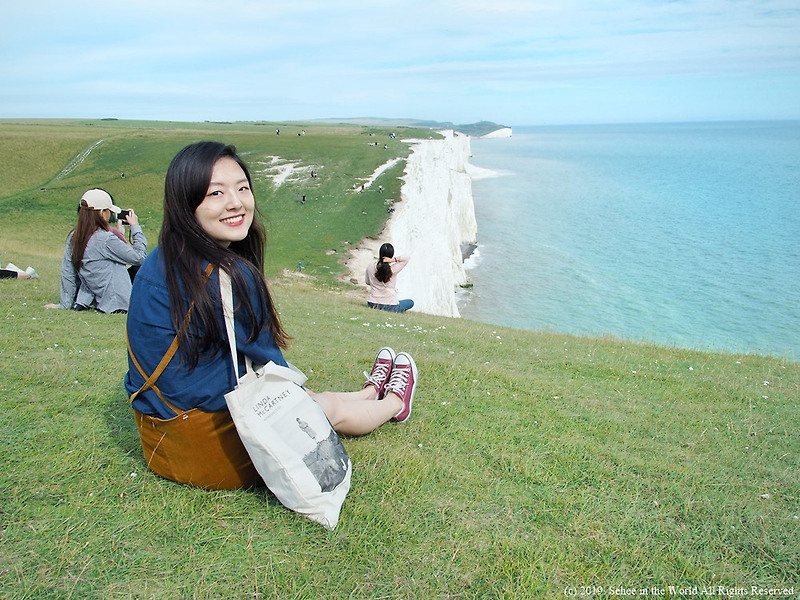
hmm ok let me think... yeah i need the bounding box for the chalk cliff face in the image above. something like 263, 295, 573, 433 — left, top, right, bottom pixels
381, 130, 478, 318
480, 127, 513, 139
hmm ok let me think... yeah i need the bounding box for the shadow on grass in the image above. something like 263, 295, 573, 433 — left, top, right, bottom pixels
104, 389, 142, 459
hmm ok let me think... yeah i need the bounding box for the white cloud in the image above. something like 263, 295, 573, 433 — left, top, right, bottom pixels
1, 0, 799, 123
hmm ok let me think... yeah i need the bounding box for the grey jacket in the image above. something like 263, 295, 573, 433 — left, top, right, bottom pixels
59, 226, 147, 313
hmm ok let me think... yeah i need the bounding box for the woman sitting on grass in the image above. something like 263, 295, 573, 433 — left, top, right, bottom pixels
46, 188, 147, 313
365, 242, 414, 312
125, 141, 417, 490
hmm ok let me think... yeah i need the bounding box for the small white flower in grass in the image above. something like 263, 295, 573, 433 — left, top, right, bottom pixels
417, 443, 423, 449
631, 370, 637, 374
760, 493, 771, 500
129, 472, 137, 479
688, 366, 694, 371
762, 395, 769, 400
441, 401, 449, 406
763, 381, 770, 386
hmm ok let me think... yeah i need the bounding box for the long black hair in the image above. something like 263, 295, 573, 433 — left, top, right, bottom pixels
159, 141, 289, 367
374, 242, 395, 284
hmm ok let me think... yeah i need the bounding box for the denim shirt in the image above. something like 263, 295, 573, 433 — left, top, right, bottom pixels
125, 247, 287, 419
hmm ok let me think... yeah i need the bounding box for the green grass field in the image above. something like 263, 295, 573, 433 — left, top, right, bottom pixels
1, 120, 797, 599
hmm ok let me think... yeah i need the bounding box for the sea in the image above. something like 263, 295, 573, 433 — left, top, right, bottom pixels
459, 121, 800, 360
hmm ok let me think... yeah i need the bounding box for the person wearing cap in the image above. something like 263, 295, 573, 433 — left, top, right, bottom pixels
46, 188, 147, 313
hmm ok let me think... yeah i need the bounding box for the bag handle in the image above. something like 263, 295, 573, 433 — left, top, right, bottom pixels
220, 268, 252, 381
219, 269, 307, 387
128, 263, 215, 406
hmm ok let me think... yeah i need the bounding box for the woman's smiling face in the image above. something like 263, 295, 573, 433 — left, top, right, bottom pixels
194, 156, 255, 247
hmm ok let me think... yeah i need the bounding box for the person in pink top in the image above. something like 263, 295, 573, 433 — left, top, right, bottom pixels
365, 243, 414, 312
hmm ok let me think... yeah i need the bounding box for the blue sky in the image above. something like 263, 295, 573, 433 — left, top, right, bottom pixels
2, 0, 799, 126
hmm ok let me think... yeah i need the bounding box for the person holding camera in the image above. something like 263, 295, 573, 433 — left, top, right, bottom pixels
46, 188, 147, 313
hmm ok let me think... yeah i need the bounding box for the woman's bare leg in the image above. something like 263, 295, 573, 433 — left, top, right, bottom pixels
308, 387, 403, 436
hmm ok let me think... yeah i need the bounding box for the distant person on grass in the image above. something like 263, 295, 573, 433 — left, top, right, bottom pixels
0, 259, 38, 279
45, 189, 147, 314
125, 141, 417, 490
365, 242, 414, 313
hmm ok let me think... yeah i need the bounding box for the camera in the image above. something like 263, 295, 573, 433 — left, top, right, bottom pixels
118, 209, 131, 224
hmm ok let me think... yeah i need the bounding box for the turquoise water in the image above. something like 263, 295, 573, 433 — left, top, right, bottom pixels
460, 121, 800, 360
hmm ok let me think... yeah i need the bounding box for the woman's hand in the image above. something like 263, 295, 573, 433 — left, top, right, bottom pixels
124, 209, 140, 226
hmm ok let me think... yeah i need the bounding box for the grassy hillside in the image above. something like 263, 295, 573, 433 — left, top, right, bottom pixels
1, 120, 797, 599
0, 119, 435, 281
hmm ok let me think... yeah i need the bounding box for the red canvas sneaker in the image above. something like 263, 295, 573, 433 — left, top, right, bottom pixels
385, 352, 417, 423
363, 347, 396, 398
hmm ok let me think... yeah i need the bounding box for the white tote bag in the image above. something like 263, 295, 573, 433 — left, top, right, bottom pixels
220, 271, 351, 529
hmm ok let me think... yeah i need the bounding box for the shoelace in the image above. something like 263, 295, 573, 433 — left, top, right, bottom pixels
385, 366, 410, 394
364, 361, 392, 387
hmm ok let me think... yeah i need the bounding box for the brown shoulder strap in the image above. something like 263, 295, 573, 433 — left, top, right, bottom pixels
127, 332, 180, 406
128, 263, 215, 410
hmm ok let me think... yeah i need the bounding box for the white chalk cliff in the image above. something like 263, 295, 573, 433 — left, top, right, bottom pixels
350, 130, 478, 318
481, 127, 513, 139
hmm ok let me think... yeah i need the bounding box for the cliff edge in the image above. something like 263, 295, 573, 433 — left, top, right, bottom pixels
481, 127, 513, 139
348, 130, 478, 318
